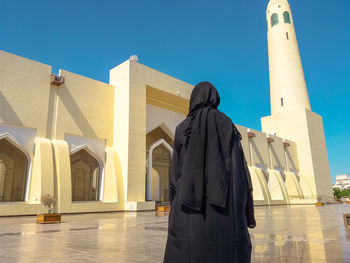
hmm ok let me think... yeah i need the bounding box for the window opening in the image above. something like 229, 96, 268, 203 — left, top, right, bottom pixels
271, 14, 279, 27
283, 11, 291, 24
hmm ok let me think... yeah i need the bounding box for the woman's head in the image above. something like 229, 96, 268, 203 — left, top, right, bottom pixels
188, 81, 220, 116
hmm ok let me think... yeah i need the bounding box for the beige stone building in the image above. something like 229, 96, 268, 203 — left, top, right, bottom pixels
0, 0, 333, 216
333, 175, 350, 190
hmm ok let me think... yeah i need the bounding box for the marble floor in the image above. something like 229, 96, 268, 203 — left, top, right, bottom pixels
0, 205, 349, 262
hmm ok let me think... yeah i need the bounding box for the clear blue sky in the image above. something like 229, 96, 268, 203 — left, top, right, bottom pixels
0, 0, 349, 182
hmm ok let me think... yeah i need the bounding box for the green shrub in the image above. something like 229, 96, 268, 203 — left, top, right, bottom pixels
333, 188, 350, 200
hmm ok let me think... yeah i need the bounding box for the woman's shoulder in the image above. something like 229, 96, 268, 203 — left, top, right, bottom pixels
176, 118, 189, 132
209, 109, 233, 127
210, 110, 242, 139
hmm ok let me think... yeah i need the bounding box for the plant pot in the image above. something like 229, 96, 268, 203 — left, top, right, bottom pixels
315, 202, 324, 207
337, 200, 343, 204
346, 201, 350, 205
37, 213, 61, 224
157, 205, 171, 212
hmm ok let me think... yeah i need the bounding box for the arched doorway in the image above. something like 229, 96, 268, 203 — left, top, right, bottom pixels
70, 149, 101, 201
0, 138, 28, 202
151, 144, 171, 201
146, 127, 174, 202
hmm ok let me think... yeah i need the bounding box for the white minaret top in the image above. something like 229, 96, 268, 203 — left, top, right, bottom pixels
267, 0, 290, 8
266, 0, 311, 114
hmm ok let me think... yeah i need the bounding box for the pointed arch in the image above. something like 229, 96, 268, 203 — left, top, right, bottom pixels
70, 144, 105, 165
0, 133, 31, 161
0, 134, 31, 202
148, 139, 173, 156
146, 139, 173, 201
146, 124, 174, 149
70, 145, 103, 201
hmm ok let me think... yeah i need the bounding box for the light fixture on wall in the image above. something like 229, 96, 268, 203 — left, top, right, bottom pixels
247, 129, 256, 139
50, 74, 65, 86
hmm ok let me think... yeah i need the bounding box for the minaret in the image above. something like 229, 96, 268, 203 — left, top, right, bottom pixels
267, 0, 311, 114
262, 0, 333, 203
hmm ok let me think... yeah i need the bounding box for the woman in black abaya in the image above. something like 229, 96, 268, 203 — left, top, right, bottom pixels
163, 82, 256, 263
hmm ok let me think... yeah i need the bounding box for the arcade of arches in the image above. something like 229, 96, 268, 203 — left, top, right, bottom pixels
0, 140, 103, 203
0, 139, 28, 202
70, 149, 101, 202
146, 127, 174, 202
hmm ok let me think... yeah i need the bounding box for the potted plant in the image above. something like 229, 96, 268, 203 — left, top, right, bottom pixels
37, 194, 61, 224
157, 201, 171, 212
315, 197, 324, 207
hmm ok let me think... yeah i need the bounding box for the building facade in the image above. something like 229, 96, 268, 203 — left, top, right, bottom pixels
333, 175, 350, 190
0, 0, 333, 216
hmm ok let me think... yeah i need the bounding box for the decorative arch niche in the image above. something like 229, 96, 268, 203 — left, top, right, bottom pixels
146, 125, 174, 149
0, 137, 29, 202
70, 147, 102, 201
146, 126, 174, 202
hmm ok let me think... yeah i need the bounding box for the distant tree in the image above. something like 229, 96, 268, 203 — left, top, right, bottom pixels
333, 188, 350, 200
334, 188, 341, 200
341, 188, 350, 198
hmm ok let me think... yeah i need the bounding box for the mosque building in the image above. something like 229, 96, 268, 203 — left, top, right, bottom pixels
0, 0, 333, 215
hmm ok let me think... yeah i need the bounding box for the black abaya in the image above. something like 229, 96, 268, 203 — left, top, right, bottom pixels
163, 82, 255, 263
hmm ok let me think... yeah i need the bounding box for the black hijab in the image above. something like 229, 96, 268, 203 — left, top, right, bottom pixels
177, 81, 235, 211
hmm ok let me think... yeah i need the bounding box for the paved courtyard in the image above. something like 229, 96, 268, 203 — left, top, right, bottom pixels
0, 205, 349, 262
